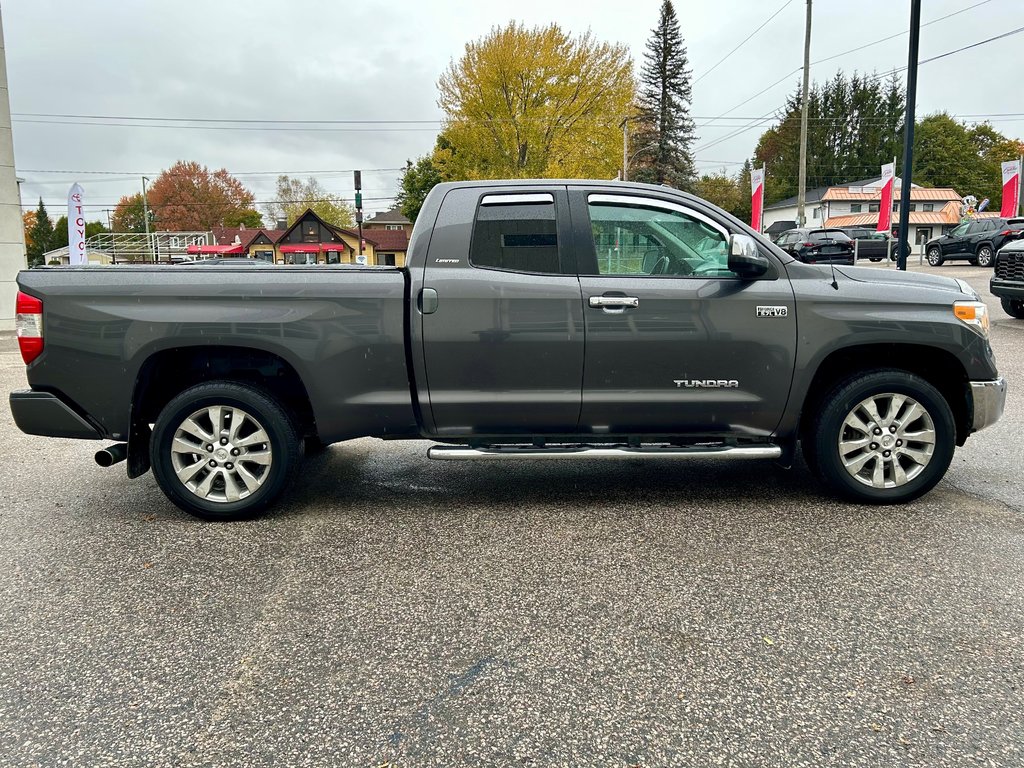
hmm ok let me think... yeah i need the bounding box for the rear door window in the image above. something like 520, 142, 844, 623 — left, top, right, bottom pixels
469, 193, 564, 274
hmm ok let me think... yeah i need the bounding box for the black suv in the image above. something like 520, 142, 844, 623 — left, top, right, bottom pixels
775, 228, 854, 264
839, 227, 894, 262
925, 217, 1024, 267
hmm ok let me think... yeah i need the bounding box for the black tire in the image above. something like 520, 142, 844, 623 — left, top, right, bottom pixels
869, 257, 882, 262
1001, 297, 1024, 319
810, 370, 955, 504
976, 244, 995, 267
150, 381, 302, 521
926, 247, 943, 267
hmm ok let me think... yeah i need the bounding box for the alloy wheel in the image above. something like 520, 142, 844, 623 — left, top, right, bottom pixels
837, 393, 936, 489
170, 405, 273, 503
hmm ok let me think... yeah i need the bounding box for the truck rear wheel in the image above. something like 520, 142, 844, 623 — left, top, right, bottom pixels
811, 370, 955, 504
1001, 297, 1024, 318
150, 381, 302, 520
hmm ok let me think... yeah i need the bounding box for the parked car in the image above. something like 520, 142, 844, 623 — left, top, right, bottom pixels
10, 180, 1005, 519
990, 238, 1024, 317
925, 217, 1024, 267
839, 227, 893, 262
774, 228, 854, 264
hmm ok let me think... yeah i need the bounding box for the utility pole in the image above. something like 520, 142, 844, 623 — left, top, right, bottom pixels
896, 0, 922, 271
621, 119, 629, 181
354, 170, 363, 261
103, 208, 113, 231
796, 0, 813, 227
141, 176, 153, 262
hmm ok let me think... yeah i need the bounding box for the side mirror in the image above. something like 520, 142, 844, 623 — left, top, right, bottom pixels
728, 234, 770, 278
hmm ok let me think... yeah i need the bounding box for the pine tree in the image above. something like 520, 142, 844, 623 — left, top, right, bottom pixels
27, 198, 54, 267
631, 0, 696, 190
755, 71, 906, 205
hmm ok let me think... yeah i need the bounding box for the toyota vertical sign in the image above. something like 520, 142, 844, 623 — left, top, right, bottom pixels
1001, 160, 1021, 218
68, 183, 86, 265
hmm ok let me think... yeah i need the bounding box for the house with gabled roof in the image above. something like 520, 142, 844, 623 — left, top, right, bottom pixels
186, 210, 409, 266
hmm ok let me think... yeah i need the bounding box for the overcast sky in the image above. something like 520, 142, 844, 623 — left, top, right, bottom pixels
5, 0, 1022, 223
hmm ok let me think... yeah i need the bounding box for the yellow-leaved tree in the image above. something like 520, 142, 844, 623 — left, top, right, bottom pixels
436, 23, 636, 180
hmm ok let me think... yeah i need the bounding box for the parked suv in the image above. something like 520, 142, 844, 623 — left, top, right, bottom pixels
925, 218, 1024, 267
775, 228, 854, 264
839, 227, 894, 262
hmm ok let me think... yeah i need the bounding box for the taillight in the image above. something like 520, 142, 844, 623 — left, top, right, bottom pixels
999, 229, 1013, 236
15, 291, 43, 364
803, 242, 815, 247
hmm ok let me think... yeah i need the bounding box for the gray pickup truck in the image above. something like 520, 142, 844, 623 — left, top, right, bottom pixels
10, 180, 1006, 520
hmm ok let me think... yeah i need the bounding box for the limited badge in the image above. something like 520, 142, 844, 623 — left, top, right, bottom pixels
756, 306, 789, 318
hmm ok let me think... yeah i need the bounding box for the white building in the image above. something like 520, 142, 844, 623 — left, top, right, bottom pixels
0, 11, 26, 330
763, 175, 999, 249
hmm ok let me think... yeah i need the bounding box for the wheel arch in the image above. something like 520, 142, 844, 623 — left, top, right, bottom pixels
127, 345, 316, 478
799, 343, 970, 447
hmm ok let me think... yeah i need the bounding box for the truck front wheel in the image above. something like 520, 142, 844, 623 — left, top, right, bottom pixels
810, 371, 955, 504
1001, 297, 1024, 318
150, 381, 302, 521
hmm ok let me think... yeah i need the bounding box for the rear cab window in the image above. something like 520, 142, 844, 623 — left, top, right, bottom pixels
469, 192, 569, 275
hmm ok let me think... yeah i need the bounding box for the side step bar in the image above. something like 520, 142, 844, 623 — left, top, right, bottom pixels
427, 444, 782, 461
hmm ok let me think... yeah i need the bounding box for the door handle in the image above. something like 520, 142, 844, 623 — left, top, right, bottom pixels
589, 296, 639, 309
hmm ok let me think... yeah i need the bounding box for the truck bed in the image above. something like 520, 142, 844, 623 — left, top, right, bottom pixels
17, 265, 419, 442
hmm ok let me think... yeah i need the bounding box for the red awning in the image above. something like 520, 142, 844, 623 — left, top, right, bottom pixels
279, 244, 324, 253
186, 244, 244, 255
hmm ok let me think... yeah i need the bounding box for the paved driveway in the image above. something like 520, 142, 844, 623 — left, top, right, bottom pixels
0, 262, 1021, 767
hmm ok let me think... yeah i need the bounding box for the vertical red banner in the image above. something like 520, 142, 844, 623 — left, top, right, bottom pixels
1001, 160, 1020, 218
876, 162, 895, 233
751, 167, 765, 233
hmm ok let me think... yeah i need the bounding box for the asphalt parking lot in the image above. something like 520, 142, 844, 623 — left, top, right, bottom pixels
1, 262, 1022, 767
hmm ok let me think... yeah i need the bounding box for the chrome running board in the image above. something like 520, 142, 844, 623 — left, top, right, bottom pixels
427, 444, 782, 461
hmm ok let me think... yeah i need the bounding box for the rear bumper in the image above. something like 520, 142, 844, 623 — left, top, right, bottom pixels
990, 278, 1024, 300
9, 390, 103, 439
969, 378, 1006, 434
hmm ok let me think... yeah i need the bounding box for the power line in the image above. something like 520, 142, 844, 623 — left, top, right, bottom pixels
693, 0, 795, 85
694, 20, 1024, 157
17, 167, 404, 176
20, 196, 400, 211
811, 0, 994, 66
694, 0, 1003, 137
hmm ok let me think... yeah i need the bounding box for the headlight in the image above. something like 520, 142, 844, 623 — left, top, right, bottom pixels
953, 301, 990, 336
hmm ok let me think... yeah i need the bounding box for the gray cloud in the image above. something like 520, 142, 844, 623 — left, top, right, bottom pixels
6, 0, 1019, 221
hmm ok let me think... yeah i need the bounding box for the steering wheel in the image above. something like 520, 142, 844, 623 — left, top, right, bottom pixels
650, 255, 671, 275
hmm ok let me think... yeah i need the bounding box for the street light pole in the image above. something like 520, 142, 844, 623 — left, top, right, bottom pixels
141, 176, 153, 262
796, 0, 813, 228
896, 0, 922, 271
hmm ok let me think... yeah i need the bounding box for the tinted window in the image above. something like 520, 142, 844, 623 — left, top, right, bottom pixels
810, 230, 850, 242
587, 199, 733, 277
470, 199, 560, 274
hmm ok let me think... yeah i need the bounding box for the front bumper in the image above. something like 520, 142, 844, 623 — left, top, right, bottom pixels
9, 390, 103, 439
969, 378, 1006, 434
990, 278, 1024, 300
